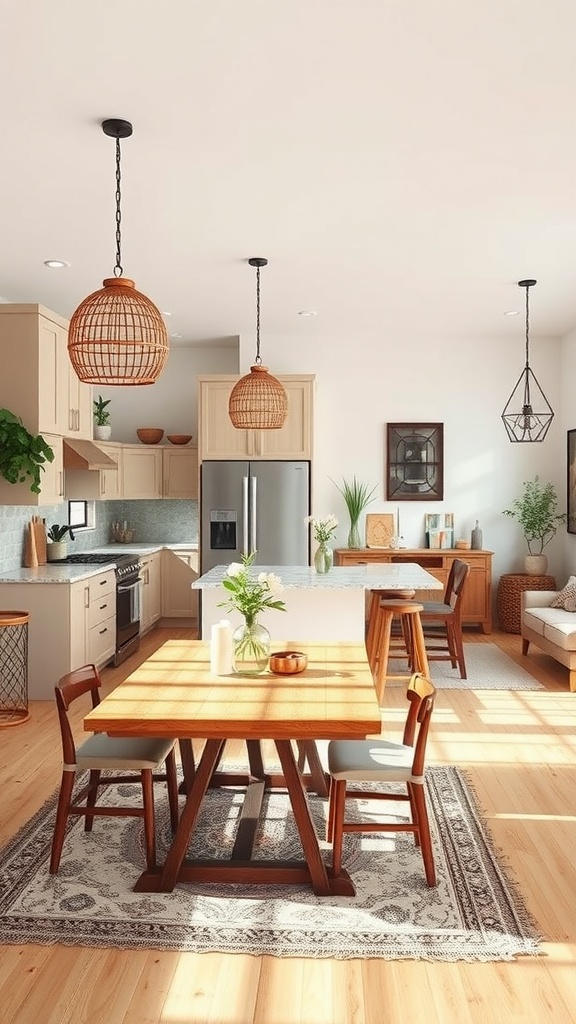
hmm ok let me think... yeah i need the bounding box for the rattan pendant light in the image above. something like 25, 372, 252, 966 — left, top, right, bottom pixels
68, 119, 169, 386
228, 257, 288, 429
501, 279, 554, 442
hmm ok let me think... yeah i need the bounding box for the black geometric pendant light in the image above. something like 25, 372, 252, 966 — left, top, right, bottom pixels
501, 279, 554, 443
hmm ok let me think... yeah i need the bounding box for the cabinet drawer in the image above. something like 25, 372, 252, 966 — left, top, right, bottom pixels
88, 615, 116, 666
88, 570, 115, 600
87, 589, 116, 629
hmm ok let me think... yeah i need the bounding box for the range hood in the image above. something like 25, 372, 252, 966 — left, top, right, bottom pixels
63, 438, 117, 470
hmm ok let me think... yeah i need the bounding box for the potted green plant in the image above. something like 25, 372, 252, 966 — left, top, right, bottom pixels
502, 476, 566, 575
332, 476, 377, 548
46, 524, 75, 562
0, 408, 54, 494
93, 395, 112, 440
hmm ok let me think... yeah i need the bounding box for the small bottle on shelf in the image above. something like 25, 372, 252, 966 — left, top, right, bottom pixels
471, 520, 483, 550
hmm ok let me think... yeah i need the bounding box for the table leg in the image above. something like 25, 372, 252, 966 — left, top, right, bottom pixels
274, 739, 333, 896
134, 737, 225, 893
178, 738, 196, 794
296, 740, 329, 799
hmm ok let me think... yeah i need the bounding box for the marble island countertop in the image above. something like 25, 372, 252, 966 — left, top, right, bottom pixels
193, 563, 443, 591
0, 542, 198, 584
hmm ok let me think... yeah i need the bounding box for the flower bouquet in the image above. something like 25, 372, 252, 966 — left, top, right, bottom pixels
305, 513, 338, 573
218, 552, 285, 674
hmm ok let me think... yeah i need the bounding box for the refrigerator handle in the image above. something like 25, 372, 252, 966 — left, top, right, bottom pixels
251, 473, 257, 555
242, 475, 249, 556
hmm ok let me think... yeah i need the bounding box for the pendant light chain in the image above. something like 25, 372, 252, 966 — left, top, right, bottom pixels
524, 282, 530, 369
255, 263, 262, 365
114, 135, 123, 278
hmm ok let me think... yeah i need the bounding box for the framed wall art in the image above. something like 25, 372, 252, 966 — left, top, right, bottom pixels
568, 429, 576, 534
386, 423, 444, 501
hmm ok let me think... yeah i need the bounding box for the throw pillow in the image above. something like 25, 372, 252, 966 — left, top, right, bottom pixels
551, 576, 576, 612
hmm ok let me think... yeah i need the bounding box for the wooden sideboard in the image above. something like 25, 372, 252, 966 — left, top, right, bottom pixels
334, 548, 493, 633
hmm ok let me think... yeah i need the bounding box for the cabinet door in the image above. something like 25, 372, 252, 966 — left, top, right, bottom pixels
98, 443, 122, 499
122, 447, 162, 498
161, 549, 199, 618
38, 314, 69, 435
70, 580, 89, 670
198, 375, 314, 460
67, 366, 93, 439
163, 447, 198, 498
140, 553, 162, 632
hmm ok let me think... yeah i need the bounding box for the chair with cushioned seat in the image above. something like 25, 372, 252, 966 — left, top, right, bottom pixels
418, 558, 470, 678
50, 663, 179, 874
326, 672, 437, 886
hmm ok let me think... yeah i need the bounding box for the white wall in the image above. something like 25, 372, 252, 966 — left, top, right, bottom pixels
239, 327, 566, 587
560, 325, 576, 578
96, 341, 239, 443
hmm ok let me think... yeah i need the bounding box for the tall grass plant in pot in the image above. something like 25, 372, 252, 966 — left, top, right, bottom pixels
333, 476, 377, 548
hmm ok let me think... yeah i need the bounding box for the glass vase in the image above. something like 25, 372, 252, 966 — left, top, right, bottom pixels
314, 542, 333, 574
232, 618, 271, 676
347, 520, 362, 549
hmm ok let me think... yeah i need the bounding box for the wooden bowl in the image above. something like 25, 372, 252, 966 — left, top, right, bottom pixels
167, 434, 193, 445
136, 428, 164, 445
269, 651, 308, 675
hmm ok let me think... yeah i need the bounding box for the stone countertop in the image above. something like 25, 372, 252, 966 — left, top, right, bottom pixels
193, 563, 444, 591
0, 543, 198, 584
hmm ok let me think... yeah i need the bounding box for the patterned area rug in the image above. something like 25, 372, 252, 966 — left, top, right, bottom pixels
389, 642, 545, 690
0, 766, 539, 960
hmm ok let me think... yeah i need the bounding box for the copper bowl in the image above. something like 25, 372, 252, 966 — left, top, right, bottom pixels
136, 428, 164, 444
269, 651, 308, 675
167, 434, 193, 445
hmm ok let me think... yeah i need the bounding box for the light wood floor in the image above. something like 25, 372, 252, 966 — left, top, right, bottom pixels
1, 627, 575, 1024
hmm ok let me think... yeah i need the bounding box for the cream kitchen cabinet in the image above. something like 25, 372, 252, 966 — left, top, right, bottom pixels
0, 432, 65, 506
162, 446, 198, 498
0, 569, 116, 700
161, 548, 199, 619
0, 303, 92, 440
140, 552, 162, 633
198, 374, 314, 461
122, 446, 163, 499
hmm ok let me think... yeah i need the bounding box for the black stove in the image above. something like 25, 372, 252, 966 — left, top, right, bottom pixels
60, 551, 139, 580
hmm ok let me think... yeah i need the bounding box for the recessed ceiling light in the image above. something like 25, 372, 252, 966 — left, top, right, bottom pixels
298, 310, 318, 317
171, 332, 182, 340
44, 259, 70, 269
504, 310, 519, 316
161, 310, 171, 317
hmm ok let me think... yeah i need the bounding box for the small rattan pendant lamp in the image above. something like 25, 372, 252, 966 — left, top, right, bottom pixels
68, 119, 169, 386
228, 257, 288, 429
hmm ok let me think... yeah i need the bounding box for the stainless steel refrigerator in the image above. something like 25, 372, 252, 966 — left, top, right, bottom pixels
200, 460, 310, 571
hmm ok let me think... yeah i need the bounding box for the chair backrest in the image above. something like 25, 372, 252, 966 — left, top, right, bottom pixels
54, 664, 102, 766
402, 672, 436, 777
443, 558, 470, 614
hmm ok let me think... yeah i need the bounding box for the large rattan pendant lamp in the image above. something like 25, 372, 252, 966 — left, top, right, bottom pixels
68, 118, 169, 386
228, 257, 288, 429
501, 279, 554, 442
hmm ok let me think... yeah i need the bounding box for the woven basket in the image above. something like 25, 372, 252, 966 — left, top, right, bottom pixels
497, 574, 556, 633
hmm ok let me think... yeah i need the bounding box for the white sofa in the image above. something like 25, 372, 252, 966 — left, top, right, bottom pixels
521, 590, 576, 692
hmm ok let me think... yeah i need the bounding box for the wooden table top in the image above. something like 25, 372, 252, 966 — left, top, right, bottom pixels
85, 639, 381, 741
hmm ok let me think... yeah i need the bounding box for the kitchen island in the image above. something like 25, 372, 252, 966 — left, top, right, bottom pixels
193, 563, 443, 642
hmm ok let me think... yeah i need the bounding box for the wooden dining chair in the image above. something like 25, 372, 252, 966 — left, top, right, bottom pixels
326, 672, 437, 886
50, 663, 179, 874
418, 558, 470, 678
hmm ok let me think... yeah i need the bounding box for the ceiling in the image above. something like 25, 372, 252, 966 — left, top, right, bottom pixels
3, 1, 576, 349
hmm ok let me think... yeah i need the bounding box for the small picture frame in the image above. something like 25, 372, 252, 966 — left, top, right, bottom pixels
567, 429, 576, 534
386, 423, 444, 501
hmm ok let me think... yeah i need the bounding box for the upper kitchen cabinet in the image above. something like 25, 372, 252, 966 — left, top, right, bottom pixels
0, 304, 92, 440
163, 446, 198, 499
121, 445, 163, 499
198, 374, 315, 461
0, 431, 64, 506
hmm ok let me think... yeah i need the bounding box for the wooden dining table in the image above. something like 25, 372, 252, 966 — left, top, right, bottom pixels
84, 638, 381, 896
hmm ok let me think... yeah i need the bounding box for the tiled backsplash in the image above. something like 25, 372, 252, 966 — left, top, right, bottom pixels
0, 500, 198, 573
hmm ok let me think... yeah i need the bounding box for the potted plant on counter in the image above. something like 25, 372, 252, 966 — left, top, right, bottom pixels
46, 524, 75, 562
502, 476, 566, 575
0, 408, 54, 494
332, 476, 377, 549
93, 395, 112, 440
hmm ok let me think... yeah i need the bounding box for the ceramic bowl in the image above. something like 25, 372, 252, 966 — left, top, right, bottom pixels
167, 434, 193, 445
136, 428, 164, 444
269, 651, 308, 675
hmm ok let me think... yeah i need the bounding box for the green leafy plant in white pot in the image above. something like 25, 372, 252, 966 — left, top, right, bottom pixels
46, 524, 75, 562
502, 476, 566, 575
93, 395, 112, 441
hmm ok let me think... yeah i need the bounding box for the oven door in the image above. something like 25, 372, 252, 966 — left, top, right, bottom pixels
116, 576, 141, 656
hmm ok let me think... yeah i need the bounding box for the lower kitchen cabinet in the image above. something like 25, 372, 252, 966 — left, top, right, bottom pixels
0, 569, 116, 700
140, 552, 162, 633
161, 548, 199, 620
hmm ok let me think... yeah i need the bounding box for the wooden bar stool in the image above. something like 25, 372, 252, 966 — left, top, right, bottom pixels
365, 588, 416, 671
370, 599, 430, 706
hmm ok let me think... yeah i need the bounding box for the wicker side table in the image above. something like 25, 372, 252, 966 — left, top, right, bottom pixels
0, 610, 30, 726
497, 574, 556, 634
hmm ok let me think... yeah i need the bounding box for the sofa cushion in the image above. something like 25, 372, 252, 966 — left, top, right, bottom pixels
551, 575, 576, 612
523, 605, 576, 641
544, 620, 576, 651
